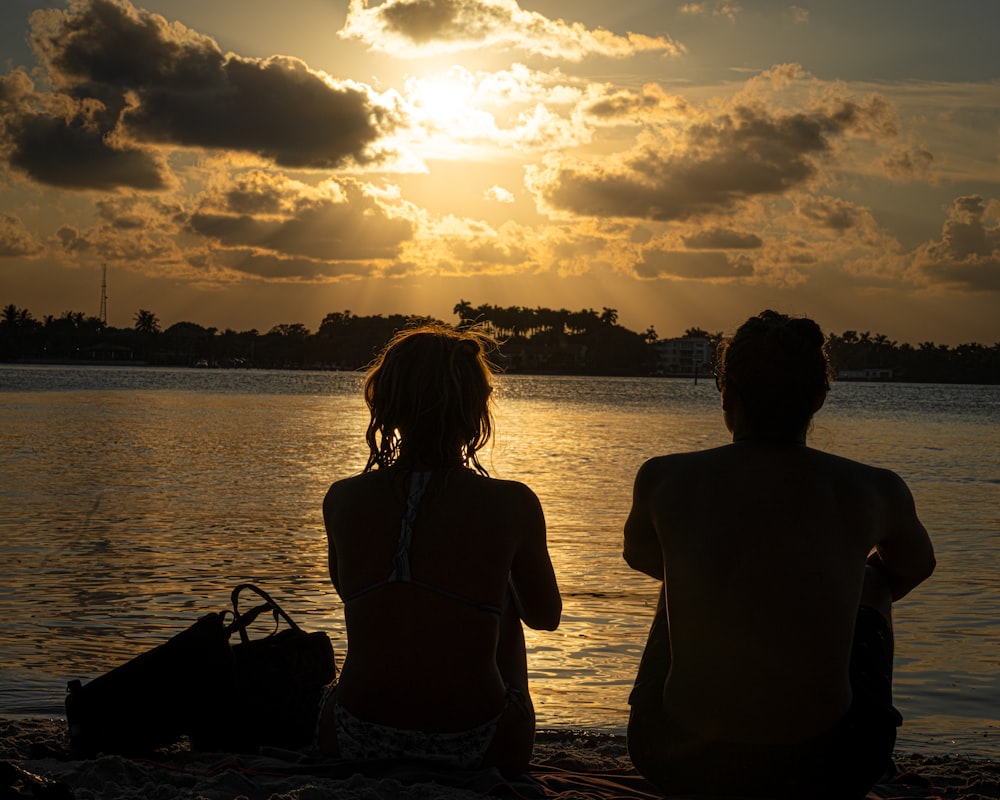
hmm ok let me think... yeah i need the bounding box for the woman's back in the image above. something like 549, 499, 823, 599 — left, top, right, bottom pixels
326, 467, 555, 731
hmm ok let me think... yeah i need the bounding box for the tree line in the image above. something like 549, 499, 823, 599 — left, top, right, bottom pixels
2, 300, 997, 384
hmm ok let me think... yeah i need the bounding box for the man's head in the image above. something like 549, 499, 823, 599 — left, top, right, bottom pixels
716, 310, 832, 441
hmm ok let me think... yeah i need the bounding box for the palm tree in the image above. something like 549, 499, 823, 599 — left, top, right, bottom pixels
134, 309, 161, 335
453, 299, 474, 328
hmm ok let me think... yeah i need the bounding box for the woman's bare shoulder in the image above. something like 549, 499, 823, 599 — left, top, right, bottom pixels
471, 473, 541, 503
323, 471, 392, 507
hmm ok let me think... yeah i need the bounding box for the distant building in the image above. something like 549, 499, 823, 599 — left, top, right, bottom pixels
837, 367, 894, 381
80, 343, 137, 361
652, 337, 711, 376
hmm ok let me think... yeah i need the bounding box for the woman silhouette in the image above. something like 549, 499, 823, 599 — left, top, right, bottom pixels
315, 323, 561, 773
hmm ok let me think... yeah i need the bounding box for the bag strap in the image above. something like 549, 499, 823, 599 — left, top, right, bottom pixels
227, 583, 303, 644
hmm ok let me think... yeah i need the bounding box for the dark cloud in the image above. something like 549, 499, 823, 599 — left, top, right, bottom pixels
29, 0, 223, 92
822, 95, 899, 140
634, 249, 754, 279
681, 228, 763, 249
223, 251, 375, 280
0, 69, 169, 190
797, 196, 863, 232
917, 194, 1000, 290
532, 113, 820, 220
340, 0, 682, 60
579, 85, 690, 124
188, 176, 414, 261
1, 0, 403, 191
378, 0, 482, 44
121, 54, 401, 169
529, 98, 897, 221
55, 225, 90, 253
6, 109, 169, 190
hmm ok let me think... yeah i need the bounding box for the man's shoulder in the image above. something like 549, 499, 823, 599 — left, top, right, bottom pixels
808, 447, 905, 483
635, 447, 728, 484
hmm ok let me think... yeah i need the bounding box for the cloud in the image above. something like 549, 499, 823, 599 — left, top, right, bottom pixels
188, 172, 415, 261
577, 83, 693, 126
95, 195, 186, 231
681, 228, 763, 249
395, 65, 598, 159
881, 145, 934, 181
679, 2, 743, 22
527, 73, 904, 222
915, 194, 1000, 290
796, 195, 869, 233
484, 185, 515, 203
54, 218, 184, 262
634, 247, 754, 279
0, 69, 170, 190
1, 0, 405, 191
340, 0, 684, 60
50, 196, 190, 264
44, 170, 418, 271
0, 212, 45, 257
789, 6, 809, 24
220, 252, 376, 281
528, 109, 833, 221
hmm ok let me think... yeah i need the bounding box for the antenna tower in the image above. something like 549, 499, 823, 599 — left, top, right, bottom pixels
99, 264, 108, 325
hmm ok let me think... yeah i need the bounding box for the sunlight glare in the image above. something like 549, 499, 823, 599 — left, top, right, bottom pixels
408, 71, 477, 128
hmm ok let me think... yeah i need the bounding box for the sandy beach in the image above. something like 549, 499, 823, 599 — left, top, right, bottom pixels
2, 716, 997, 799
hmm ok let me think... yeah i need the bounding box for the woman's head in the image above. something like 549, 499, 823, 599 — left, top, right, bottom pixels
716, 310, 832, 439
363, 322, 497, 474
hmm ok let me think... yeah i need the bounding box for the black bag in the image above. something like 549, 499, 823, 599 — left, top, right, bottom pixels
203, 583, 338, 753
66, 583, 337, 758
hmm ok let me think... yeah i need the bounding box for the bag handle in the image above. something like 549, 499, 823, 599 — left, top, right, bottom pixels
227, 583, 303, 644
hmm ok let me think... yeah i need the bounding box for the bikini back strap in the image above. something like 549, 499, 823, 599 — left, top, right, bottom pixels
391, 470, 433, 582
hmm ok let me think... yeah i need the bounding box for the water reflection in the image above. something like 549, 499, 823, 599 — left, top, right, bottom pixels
0, 368, 998, 757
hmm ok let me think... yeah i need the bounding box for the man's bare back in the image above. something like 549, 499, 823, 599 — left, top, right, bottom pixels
623, 311, 935, 799
625, 440, 931, 743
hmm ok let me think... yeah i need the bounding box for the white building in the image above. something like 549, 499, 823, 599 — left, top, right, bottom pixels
652, 337, 712, 375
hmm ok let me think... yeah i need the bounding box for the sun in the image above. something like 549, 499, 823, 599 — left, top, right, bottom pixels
399, 69, 501, 159
407, 71, 478, 128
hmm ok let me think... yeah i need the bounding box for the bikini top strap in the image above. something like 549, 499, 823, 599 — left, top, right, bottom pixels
390, 470, 433, 582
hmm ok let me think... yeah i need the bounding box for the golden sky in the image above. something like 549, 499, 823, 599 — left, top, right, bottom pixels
1, 0, 998, 344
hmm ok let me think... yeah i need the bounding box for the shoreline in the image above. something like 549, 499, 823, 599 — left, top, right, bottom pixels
3, 717, 997, 799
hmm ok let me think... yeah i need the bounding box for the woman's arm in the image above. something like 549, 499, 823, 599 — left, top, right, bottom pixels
322, 483, 344, 597
508, 483, 562, 631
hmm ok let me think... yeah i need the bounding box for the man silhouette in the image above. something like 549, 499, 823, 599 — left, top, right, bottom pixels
624, 310, 935, 799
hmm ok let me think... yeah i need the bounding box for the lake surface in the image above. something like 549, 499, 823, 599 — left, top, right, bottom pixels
0, 365, 997, 758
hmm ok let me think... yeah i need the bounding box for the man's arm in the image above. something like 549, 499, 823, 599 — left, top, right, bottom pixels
869, 469, 936, 601
623, 459, 665, 580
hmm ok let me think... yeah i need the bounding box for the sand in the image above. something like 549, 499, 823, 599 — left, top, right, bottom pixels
2, 716, 998, 799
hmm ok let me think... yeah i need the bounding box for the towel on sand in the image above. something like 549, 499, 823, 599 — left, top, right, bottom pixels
3, 747, 944, 800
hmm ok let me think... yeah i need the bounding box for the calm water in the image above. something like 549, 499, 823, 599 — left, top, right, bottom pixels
0, 365, 997, 758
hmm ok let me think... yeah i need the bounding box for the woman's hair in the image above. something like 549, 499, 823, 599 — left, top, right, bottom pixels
715, 310, 832, 437
363, 322, 498, 474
